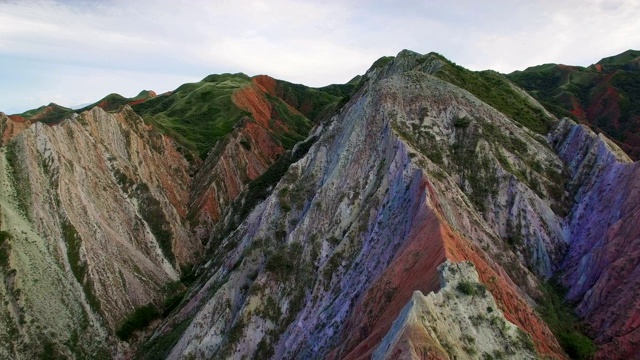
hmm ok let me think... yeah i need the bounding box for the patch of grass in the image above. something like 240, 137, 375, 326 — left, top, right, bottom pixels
62, 221, 85, 283
132, 74, 253, 158
61, 220, 102, 313
133, 73, 345, 158
137, 317, 193, 359
436, 61, 554, 134
367, 56, 395, 72
19, 103, 74, 125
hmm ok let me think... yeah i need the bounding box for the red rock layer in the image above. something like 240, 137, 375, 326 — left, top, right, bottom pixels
2, 114, 30, 145
232, 83, 275, 128
331, 178, 565, 360
189, 80, 308, 235
189, 121, 284, 227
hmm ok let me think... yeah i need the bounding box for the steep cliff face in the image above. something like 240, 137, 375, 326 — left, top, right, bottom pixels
1, 113, 30, 145
551, 119, 640, 359
146, 50, 567, 360
0, 106, 198, 358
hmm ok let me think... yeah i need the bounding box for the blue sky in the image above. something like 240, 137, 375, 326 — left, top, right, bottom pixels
0, 0, 638, 114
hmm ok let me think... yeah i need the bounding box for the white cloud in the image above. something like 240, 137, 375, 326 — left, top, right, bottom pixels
0, 0, 638, 112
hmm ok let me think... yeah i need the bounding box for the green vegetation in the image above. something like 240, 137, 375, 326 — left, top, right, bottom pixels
456, 280, 487, 296
453, 116, 472, 128
434, 57, 554, 134
137, 317, 192, 359
264, 92, 313, 149
0, 231, 11, 270
62, 221, 85, 283
131, 73, 343, 159
265, 251, 295, 278
597, 49, 640, 66
274, 79, 352, 123
60, 220, 102, 313
450, 124, 498, 213
18, 103, 74, 126
38, 339, 66, 360
538, 280, 596, 360
132, 74, 252, 158
161, 281, 187, 317
116, 304, 160, 341
219, 135, 317, 239
5, 141, 32, 217
368, 56, 395, 72
507, 52, 640, 159
134, 183, 175, 264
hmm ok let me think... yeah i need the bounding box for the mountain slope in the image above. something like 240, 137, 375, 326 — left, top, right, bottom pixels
0, 74, 350, 358
0, 107, 197, 358
142, 50, 571, 360
131, 73, 346, 158
508, 49, 640, 160
3, 49, 640, 359
550, 119, 640, 359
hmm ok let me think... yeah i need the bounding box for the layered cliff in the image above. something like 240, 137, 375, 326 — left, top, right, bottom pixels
551, 119, 640, 359
0, 106, 197, 358
373, 261, 538, 360
0, 74, 346, 358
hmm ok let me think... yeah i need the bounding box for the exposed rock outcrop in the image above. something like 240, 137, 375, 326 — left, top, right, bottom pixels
373, 261, 538, 360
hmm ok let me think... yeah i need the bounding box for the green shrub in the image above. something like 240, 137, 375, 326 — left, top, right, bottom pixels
134, 183, 174, 264
265, 252, 294, 278
538, 280, 596, 360
457, 281, 477, 295
453, 116, 472, 128
0, 231, 10, 269
456, 280, 487, 296
116, 304, 160, 341
559, 332, 597, 359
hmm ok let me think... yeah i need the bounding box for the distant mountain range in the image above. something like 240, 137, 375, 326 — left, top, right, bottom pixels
508, 49, 640, 159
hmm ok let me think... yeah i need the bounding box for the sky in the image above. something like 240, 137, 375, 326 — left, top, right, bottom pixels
0, 0, 638, 114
